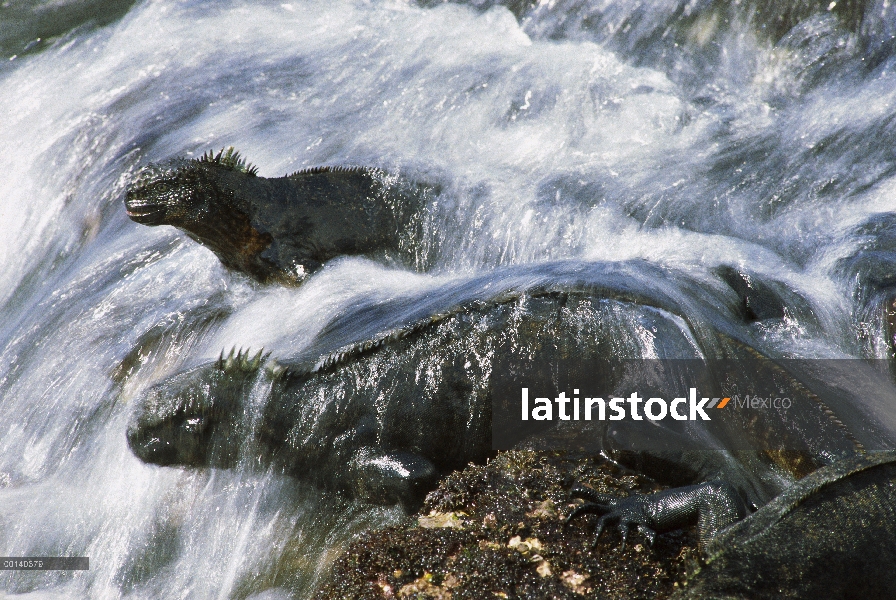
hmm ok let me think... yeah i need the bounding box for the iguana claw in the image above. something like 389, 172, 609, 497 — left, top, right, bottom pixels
566, 484, 658, 550
566, 479, 747, 551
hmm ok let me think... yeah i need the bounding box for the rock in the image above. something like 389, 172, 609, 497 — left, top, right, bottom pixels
312, 451, 699, 600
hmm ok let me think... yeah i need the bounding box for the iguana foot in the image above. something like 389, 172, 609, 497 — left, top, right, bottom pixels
566, 484, 657, 550
566, 480, 748, 550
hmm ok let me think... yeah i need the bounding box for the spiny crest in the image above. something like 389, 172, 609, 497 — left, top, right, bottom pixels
215, 347, 270, 373
196, 147, 258, 176
286, 165, 379, 178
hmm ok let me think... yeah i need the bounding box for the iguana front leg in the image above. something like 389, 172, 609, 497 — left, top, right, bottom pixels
567, 480, 748, 550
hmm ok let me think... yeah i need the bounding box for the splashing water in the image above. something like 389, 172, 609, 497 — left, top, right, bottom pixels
3, 0, 896, 597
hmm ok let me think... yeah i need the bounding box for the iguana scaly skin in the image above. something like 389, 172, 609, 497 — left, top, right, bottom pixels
129, 290, 654, 511
127, 269, 887, 514
124, 148, 437, 284
129, 273, 767, 511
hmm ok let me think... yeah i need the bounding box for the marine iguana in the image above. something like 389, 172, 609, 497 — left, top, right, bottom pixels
129, 288, 684, 511
128, 296, 600, 510
124, 148, 438, 285
127, 269, 889, 515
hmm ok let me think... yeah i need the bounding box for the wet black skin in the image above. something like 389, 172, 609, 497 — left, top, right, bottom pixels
567, 479, 749, 551
128, 280, 885, 521
127, 361, 252, 469
124, 262, 896, 595
125, 152, 434, 285
126, 291, 686, 512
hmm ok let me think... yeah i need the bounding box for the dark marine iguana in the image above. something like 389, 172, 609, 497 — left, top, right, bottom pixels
124, 148, 438, 284
128, 289, 672, 511
125, 269, 896, 595
127, 270, 891, 516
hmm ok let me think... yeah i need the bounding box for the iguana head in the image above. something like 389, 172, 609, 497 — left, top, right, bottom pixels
125, 148, 283, 282
124, 147, 258, 226
126, 348, 268, 468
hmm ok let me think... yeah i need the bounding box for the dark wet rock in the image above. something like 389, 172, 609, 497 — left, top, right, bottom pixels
315, 451, 896, 600
714, 264, 816, 325
111, 301, 231, 385
673, 452, 896, 599
834, 213, 896, 361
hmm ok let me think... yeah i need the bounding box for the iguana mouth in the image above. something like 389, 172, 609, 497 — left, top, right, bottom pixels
125, 204, 167, 224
